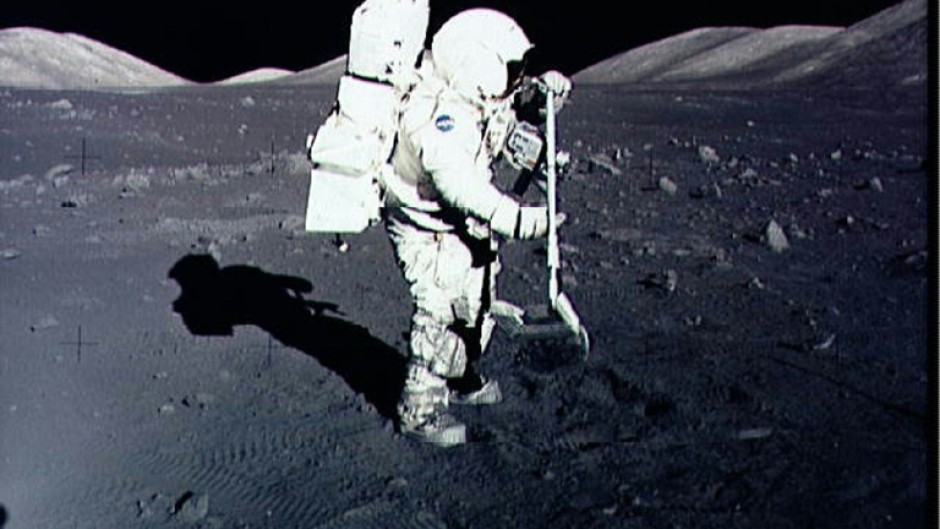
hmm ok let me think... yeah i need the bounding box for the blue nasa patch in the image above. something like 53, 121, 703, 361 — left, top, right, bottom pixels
435, 114, 455, 132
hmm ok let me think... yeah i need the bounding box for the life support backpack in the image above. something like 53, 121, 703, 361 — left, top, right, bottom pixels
304, 0, 429, 233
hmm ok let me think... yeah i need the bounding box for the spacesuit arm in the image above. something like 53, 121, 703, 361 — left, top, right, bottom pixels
416, 110, 528, 237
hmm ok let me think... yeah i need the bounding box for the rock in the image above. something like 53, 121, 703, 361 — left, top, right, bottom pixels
869, 177, 884, 192
586, 154, 622, 176
48, 99, 74, 110
30, 315, 59, 332
737, 168, 759, 182
173, 491, 209, 522
182, 393, 216, 410
690, 182, 722, 199
590, 227, 641, 243
137, 493, 171, 520
830, 149, 842, 161
207, 242, 222, 262
638, 270, 677, 294
1, 248, 21, 260
812, 333, 836, 351
698, 145, 720, 164
159, 403, 176, 415
385, 476, 409, 489
764, 220, 790, 253
658, 177, 678, 196
125, 173, 151, 191
240, 96, 256, 108
279, 215, 305, 232
663, 269, 678, 293
61, 194, 91, 208
735, 427, 773, 441
45, 164, 74, 180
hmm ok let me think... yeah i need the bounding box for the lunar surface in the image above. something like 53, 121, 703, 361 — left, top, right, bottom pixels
0, 1, 930, 528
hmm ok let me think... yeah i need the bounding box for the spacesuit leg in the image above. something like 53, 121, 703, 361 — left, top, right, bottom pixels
387, 220, 475, 432
446, 239, 504, 403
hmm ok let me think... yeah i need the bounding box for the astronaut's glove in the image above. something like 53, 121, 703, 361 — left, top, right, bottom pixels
489, 195, 522, 239
538, 70, 572, 109
490, 197, 564, 240
516, 206, 550, 240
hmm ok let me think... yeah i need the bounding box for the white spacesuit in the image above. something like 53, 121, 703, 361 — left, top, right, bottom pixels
382, 8, 571, 446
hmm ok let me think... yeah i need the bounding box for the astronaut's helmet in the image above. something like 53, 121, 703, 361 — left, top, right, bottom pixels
431, 9, 533, 100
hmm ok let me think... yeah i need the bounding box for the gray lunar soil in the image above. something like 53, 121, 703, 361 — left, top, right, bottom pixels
0, 1, 932, 527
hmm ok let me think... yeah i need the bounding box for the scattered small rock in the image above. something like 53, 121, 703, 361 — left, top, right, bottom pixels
124, 173, 151, 192
44, 164, 74, 180
385, 476, 409, 489
48, 99, 74, 111
638, 269, 677, 294
30, 315, 59, 332
698, 145, 720, 165
182, 393, 217, 410
764, 220, 790, 253
590, 227, 641, 243
586, 154, 622, 176
737, 168, 759, 182
657, 177, 678, 196
690, 182, 722, 199
61, 194, 92, 208
812, 333, 837, 351
137, 493, 171, 520
279, 215, 305, 232
172, 491, 209, 522
735, 427, 773, 441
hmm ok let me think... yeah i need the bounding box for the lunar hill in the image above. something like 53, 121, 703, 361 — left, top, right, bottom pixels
0, 0, 927, 91
0, 27, 191, 90
573, 0, 927, 89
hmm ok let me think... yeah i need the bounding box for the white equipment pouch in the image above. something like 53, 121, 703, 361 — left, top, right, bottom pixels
347, 0, 429, 87
304, 0, 429, 234
304, 167, 386, 233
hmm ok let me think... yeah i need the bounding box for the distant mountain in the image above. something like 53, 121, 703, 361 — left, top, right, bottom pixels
0, 27, 190, 90
272, 56, 346, 86
573, 0, 927, 89
217, 68, 295, 85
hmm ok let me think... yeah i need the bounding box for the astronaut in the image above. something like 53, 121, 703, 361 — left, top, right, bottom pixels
381, 8, 572, 446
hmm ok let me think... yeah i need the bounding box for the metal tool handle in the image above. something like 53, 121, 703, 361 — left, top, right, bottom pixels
545, 89, 560, 311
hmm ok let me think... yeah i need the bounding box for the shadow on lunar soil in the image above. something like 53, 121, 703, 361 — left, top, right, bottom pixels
167, 254, 406, 420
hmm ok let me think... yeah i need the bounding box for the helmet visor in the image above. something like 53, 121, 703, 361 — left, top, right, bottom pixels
503, 49, 532, 97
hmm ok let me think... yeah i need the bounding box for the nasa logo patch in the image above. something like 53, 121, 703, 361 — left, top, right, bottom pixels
435, 114, 455, 132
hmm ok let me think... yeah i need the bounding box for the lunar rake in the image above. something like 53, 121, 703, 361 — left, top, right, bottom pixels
497, 86, 590, 357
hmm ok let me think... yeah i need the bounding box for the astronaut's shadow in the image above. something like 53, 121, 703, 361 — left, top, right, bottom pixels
167, 254, 405, 420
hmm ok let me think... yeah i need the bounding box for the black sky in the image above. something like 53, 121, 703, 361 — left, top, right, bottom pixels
0, 0, 905, 82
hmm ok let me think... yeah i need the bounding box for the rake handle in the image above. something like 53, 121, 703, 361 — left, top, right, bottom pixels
544, 89, 561, 311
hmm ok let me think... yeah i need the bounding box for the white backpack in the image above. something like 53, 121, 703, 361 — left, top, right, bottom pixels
304, 0, 429, 233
